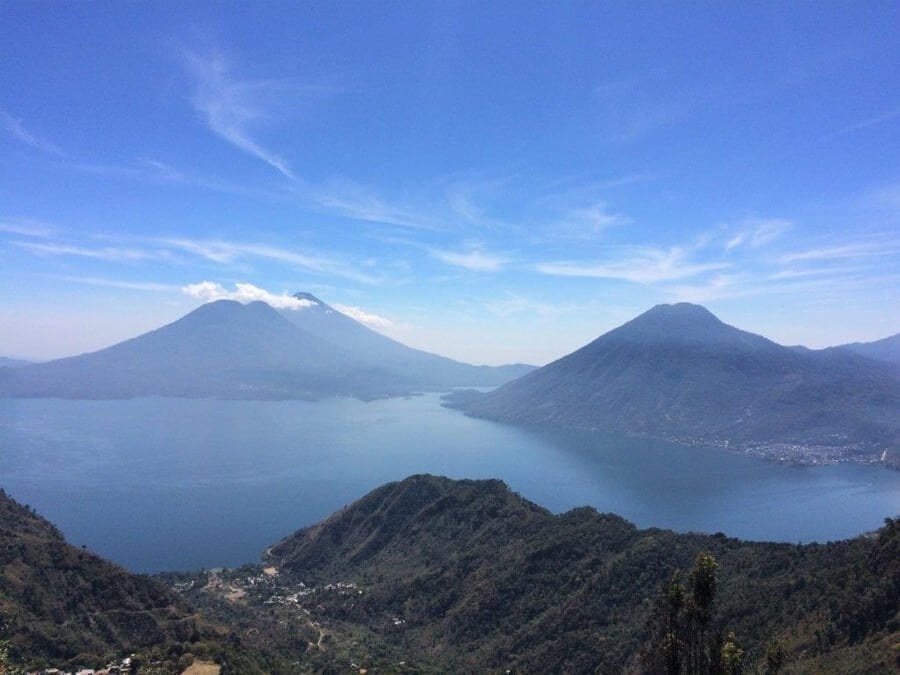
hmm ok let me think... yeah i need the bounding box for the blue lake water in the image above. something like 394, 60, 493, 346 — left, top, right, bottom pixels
1, 394, 898, 573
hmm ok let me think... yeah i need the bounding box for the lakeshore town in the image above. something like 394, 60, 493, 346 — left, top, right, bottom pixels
23, 564, 392, 675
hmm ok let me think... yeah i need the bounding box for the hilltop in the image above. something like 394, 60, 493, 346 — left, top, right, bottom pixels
838, 332, 900, 368
177, 474, 900, 673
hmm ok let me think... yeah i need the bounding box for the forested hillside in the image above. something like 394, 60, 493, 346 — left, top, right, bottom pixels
4, 477, 898, 673
195, 475, 900, 673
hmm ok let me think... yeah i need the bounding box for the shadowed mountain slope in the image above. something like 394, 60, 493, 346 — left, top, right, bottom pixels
0, 297, 533, 400
0, 488, 302, 673
838, 332, 900, 368
265, 474, 900, 673
458, 303, 900, 457
4, 476, 897, 672
0, 300, 412, 400
280, 292, 535, 387
0, 488, 202, 669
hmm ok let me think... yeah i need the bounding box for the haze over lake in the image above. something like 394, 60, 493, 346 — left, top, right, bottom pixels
2, 394, 898, 573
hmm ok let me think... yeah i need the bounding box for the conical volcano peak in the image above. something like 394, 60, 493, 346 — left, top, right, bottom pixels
604, 302, 752, 347
641, 302, 721, 323
292, 291, 326, 306
624, 303, 725, 333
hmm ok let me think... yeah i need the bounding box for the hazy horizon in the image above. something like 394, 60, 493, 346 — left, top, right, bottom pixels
2, 296, 897, 367
2, 3, 899, 364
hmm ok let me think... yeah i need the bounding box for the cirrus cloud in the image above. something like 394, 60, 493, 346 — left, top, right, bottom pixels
537, 246, 729, 283
184, 51, 296, 180
724, 218, 792, 251
430, 245, 510, 272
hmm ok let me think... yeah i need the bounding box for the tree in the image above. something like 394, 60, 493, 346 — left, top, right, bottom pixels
721, 632, 744, 675
689, 552, 718, 625
0, 614, 18, 675
764, 638, 786, 674
642, 552, 742, 675
686, 552, 719, 673
661, 571, 686, 675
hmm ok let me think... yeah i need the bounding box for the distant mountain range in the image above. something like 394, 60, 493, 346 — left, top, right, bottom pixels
0, 356, 30, 367
1, 297, 897, 462
280, 292, 534, 387
0, 295, 534, 400
837, 332, 900, 368
456, 303, 900, 461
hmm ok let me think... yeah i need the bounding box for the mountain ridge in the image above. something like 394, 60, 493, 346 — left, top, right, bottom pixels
0, 487, 206, 670
3, 476, 898, 673
279, 291, 535, 386
0, 356, 31, 368
252, 474, 900, 672
837, 332, 900, 368
0, 299, 384, 399
459, 303, 900, 463
0, 297, 532, 400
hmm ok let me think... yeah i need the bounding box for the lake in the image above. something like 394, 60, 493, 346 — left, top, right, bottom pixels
1, 394, 898, 573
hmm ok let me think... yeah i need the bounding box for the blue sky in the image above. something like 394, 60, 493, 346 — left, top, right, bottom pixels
1, 1, 898, 365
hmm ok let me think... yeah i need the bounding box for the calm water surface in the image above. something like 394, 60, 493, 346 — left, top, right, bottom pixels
1, 394, 898, 572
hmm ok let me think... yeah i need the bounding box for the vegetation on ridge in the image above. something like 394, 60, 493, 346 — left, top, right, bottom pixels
0, 488, 271, 673
188, 475, 900, 673
3, 476, 898, 673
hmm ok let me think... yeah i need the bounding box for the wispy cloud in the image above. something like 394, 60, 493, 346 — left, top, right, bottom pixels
537, 246, 729, 283
332, 303, 393, 329
54, 275, 180, 292
534, 173, 654, 211
766, 266, 863, 281
779, 241, 900, 264
430, 244, 510, 272
484, 291, 569, 318
9, 225, 385, 285
591, 75, 694, 143
61, 156, 291, 204
550, 201, 631, 240
0, 219, 55, 238
824, 106, 900, 140
182, 281, 316, 309
161, 238, 242, 264
161, 237, 381, 283
724, 218, 791, 251
298, 170, 529, 234
666, 274, 747, 303
297, 179, 447, 231
184, 51, 296, 179
665, 269, 872, 304
14, 241, 164, 262
439, 170, 526, 232
859, 181, 900, 211
0, 108, 67, 157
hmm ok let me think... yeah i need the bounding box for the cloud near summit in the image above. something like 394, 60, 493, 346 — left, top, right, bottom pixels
181, 281, 315, 309
181, 281, 394, 328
